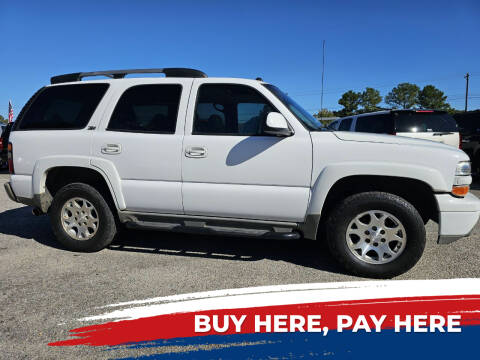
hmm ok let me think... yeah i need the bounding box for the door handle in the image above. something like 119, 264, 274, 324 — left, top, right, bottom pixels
101, 144, 122, 154
185, 146, 207, 158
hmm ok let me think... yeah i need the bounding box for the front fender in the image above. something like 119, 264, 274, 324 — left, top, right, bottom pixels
307, 161, 447, 216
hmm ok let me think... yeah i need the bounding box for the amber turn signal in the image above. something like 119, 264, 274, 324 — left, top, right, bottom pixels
452, 185, 469, 197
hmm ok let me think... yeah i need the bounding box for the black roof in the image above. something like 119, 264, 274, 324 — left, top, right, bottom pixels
51, 68, 207, 84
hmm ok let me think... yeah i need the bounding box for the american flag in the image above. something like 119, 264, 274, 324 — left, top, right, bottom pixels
8, 100, 13, 123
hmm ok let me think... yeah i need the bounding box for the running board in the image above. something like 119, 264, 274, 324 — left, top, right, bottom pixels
125, 221, 301, 240
120, 212, 301, 240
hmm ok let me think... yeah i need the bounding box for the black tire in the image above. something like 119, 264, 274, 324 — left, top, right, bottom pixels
326, 191, 426, 279
49, 183, 117, 252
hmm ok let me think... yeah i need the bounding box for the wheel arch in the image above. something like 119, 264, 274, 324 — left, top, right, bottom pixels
320, 174, 438, 222
32, 158, 125, 213
303, 171, 440, 240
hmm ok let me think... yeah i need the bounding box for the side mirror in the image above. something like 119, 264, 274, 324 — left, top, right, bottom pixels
264, 112, 293, 137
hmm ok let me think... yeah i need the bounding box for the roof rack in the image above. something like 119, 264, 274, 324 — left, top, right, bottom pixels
50, 68, 207, 84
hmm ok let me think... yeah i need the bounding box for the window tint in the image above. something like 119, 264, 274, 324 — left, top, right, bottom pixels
193, 84, 276, 135
356, 114, 394, 134
108, 85, 182, 133
327, 120, 338, 130
454, 112, 480, 134
18, 84, 108, 130
338, 118, 352, 131
394, 112, 458, 133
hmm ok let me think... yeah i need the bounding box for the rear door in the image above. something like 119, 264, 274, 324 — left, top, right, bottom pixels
394, 111, 460, 147
92, 79, 192, 213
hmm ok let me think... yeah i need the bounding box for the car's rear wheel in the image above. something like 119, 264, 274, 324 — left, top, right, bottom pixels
326, 191, 426, 278
49, 183, 117, 252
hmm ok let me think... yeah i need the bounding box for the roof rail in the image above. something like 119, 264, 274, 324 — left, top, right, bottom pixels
50, 68, 207, 84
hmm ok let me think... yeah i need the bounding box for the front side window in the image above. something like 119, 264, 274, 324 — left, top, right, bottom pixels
193, 84, 276, 135
108, 84, 182, 133
18, 84, 109, 130
263, 84, 324, 131
338, 118, 353, 131
356, 114, 394, 134
327, 120, 339, 130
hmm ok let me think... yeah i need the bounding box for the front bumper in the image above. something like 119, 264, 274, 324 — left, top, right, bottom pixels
436, 192, 480, 244
4, 182, 18, 202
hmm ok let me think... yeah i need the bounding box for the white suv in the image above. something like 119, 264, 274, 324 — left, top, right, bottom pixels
4, 68, 480, 278
332, 110, 460, 148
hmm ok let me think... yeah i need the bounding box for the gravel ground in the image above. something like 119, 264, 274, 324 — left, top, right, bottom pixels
1, 171, 479, 359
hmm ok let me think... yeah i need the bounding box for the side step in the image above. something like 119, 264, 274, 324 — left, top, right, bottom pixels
125, 221, 302, 240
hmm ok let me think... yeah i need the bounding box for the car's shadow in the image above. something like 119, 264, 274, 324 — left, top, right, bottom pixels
0, 206, 348, 275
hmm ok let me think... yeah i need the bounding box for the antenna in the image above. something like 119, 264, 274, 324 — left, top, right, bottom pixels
320, 40, 326, 121
465, 72, 470, 112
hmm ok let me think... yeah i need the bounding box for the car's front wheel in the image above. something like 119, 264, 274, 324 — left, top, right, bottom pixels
49, 183, 117, 252
326, 192, 426, 278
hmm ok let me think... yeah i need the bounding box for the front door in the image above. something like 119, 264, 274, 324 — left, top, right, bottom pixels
182, 80, 312, 222
92, 79, 192, 213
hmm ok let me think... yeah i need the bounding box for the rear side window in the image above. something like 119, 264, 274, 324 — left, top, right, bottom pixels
193, 84, 276, 135
108, 84, 182, 133
395, 112, 458, 133
356, 114, 394, 134
338, 118, 352, 131
18, 84, 109, 130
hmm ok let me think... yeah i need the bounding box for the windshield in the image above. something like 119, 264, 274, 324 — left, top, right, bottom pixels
263, 84, 325, 130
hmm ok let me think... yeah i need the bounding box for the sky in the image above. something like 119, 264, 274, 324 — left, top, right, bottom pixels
1, 0, 479, 119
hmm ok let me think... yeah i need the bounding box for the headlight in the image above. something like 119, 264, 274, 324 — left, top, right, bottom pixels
455, 161, 471, 176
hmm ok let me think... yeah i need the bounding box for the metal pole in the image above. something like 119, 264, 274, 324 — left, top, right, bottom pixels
320, 40, 325, 121
465, 73, 470, 112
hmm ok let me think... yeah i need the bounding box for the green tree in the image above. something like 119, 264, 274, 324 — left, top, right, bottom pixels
338, 90, 361, 116
385, 83, 420, 109
314, 108, 335, 118
360, 87, 382, 112
0, 115, 7, 124
418, 85, 451, 110
446, 108, 461, 115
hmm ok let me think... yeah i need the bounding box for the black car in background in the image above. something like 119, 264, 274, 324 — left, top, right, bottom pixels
0, 123, 13, 169
454, 110, 480, 174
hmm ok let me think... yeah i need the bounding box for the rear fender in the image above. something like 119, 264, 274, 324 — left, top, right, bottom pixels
32, 156, 125, 210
